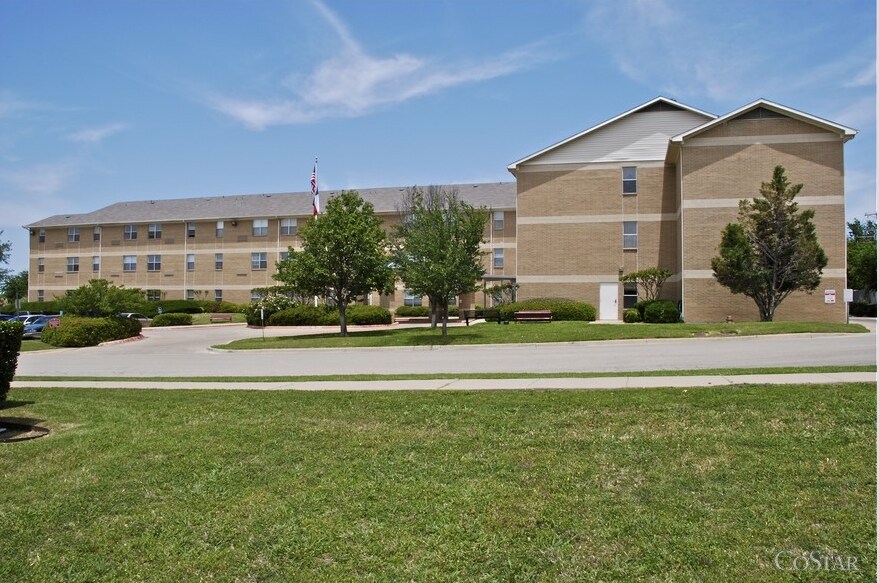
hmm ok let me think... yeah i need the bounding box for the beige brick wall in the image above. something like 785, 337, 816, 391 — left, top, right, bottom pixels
696, 116, 832, 139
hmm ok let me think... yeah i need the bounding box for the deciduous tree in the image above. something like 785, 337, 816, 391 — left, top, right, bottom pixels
847, 218, 876, 295
1, 270, 28, 305
711, 165, 827, 321
391, 186, 488, 337
58, 279, 146, 317
619, 267, 671, 302
275, 190, 394, 336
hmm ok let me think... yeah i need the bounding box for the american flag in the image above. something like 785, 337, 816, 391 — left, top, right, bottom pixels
311, 160, 320, 216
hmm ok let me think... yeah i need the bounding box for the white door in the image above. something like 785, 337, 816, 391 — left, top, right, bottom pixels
599, 283, 619, 320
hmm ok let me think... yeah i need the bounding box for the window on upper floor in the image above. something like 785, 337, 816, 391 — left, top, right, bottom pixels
37, 290, 44, 302
216, 220, 224, 238
623, 221, 638, 250
251, 252, 267, 270
124, 224, 138, 240
215, 253, 223, 271
67, 257, 79, 273
148, 223, 162, 240
38, 229, 45, 243
68, 227, 80, 243
93, 226, 102, 241
252, 219, 268, 237
493, 248, 504, 269
92, 256, 101, 272
622, 166, 637, 195
37, 258, 45, 273
187, 222, 196, 238
493, 211, 504, 231
148, 255, 161, 272
123, 255, 137, 271
186, 254, 195, 271
280, 218, 297, 236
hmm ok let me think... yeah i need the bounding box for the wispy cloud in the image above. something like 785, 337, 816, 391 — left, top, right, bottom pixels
0, 161, 79, 195
0, 89, 41, 118
205, 0, 554, 129
66, 122, 130, 144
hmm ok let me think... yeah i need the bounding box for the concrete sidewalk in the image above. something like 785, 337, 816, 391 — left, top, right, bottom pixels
11, 372, 875, 391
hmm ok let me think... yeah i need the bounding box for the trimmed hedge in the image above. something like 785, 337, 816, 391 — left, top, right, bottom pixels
633, 300, 656, 321
267, 305, 392, 326
0, 300, 64, 315
41, 316, 142, 347
498, 298, 596, 322
623, 308, 641, 323
151, 313, 193, 327
202, 301, 242, 314
0, 320, 24, 402
395, 306, 429, 317
644, 300, 681, 323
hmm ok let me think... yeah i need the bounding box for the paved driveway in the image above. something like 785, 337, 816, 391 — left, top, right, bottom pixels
16, 321, 877, 377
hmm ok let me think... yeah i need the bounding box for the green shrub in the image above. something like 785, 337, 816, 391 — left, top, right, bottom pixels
41, 316, 141, 347
498, 298, 596, 321
644, 300, 681, 323
395, 306, 429, 317
623, 308, 641, 323
0, 320, 24, 402
151, 313, 193, 327
150, 300, 205, 316
633, 300, 657, 321
203, 301, 242, 314
268, 305, 336, 326
347, 305, 392, 325
1, 300, 64, 315
244, 294, 298, 325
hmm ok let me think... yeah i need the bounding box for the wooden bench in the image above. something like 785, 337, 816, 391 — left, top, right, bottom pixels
513, 310, 552, 322
209, 313, 234, 323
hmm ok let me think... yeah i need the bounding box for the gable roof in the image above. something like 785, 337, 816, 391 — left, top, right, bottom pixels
671, 98, 858, 143
24, 182, 516, 229
507, 96, 715, 174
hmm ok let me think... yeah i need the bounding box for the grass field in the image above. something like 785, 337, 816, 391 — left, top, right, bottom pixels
220, 320, 868, 349
2, 384, 874, 581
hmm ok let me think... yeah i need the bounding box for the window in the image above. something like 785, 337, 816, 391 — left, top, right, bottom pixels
251, 252, 267, 270
68, 227, 80, 243
252, 219, 268, 237
403, 290, 423, 307
93, 226, 102, 241
147, 289, 162, 302
215, 253, 224, 271
493, 211, 504, 231
37, 290, 44, 302
67, 257, 79, 273
278, 251, 289, 262
186, 289, 195, 301
123, 255, 137, 272
216, 220, 224, 238
124, 224, 138, 240
186, 254, 195, 271
493, 248, 504, 269
38, 229, 45, 243
622, 166, 637, 195
280, 218, 297, 236
37, 258, 45, 273
250, 290, 264, 301
148, 223, 162, 240
623, 282, 638, 309
623, 221, 638, 249
92, 256, 100, 272
187, 222, 196, 238
148, 255, 161, 272
214, 289, 223, 302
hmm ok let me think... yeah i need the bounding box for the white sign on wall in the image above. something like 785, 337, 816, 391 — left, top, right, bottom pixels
824, 289, 836, 304
844, 289, 854, 302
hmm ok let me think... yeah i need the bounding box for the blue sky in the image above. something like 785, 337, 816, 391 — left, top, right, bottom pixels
0, 0, 875, 273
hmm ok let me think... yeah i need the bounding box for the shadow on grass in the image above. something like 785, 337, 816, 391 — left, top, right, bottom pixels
0, 400, 36, 411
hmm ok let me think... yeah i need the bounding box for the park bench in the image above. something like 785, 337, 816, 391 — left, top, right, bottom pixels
513, 310, 552, 323
209, 313, 234, 323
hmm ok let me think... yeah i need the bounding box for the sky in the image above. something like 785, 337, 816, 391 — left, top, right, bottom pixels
0, 0, 875, 274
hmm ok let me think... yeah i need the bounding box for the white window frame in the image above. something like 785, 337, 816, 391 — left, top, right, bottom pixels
493, 248, 504, 269
252, 219, 268, 237
147, 289, 162, 302
92, 255, 101, 272
251, 252, 268, 270
215, 253, 224, 271
623, 221, 638, 250
187, 222, 196, 238
147, 254, 161, 272
493, 211, 504, 231
623, 282, 638, 309
38, 258, 45, 273
123, 255, 137, 272
186, 289, 195, 301
186, 254, 196, 271
38, 229, 46, 243
148, 223, 162, 240
216, 220, 224, 238
280, 218, 297, 236
124, 224, 138, 240
37, 290, 45, 302
403, 290, 423, 307
622, 166, 637, 195
214, 289, 223, 302
68, 227, 80, 243
93, 226, 101, 241
67, 257, 79, 273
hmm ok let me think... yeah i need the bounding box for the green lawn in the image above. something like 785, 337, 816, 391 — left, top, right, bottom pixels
2, 384, 874, 581
18, 339, 57, 352
189, 312, 247, 325
220, 320, 868, 349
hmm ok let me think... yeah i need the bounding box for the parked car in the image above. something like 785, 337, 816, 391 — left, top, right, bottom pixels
16, 314, 44, 325
120, 312, 152, 326
0, 313, 15, 321
22, 315, 60, 339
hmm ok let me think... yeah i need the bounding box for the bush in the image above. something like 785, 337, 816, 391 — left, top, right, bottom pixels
268, 305, 336, 326
41, 316, 141, 347
0, 300, 64, 315
849, 302, 877, 317
643, 300, 681, 323
151, 313, 193, 327
633, 300, 657, 321
0, 320, 24, 402
150, 300, 205, 316
347, 305, 392, 325
498, 298, 596, 321
202, 301, 242, 314
395, 306, 429, 317
623, 308, 641, 323
244, 294, 298, 325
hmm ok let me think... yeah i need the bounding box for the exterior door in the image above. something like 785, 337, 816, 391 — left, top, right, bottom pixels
599, 283, 619, 320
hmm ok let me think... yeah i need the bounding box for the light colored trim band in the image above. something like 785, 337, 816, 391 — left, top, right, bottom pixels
517, 275, 621, 284
518, 213, 677, 225
517, 160, 667, 173
684, 133, 840, 147
682, 195, 844, 210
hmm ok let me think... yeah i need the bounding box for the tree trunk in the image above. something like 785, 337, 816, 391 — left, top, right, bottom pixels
429, 298, 438, 329
338, 301, 348, 336
441, 302, 448, 337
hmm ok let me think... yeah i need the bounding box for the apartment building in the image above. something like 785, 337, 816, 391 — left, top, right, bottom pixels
25, 183, 515, 309
26, 97, 855, 321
